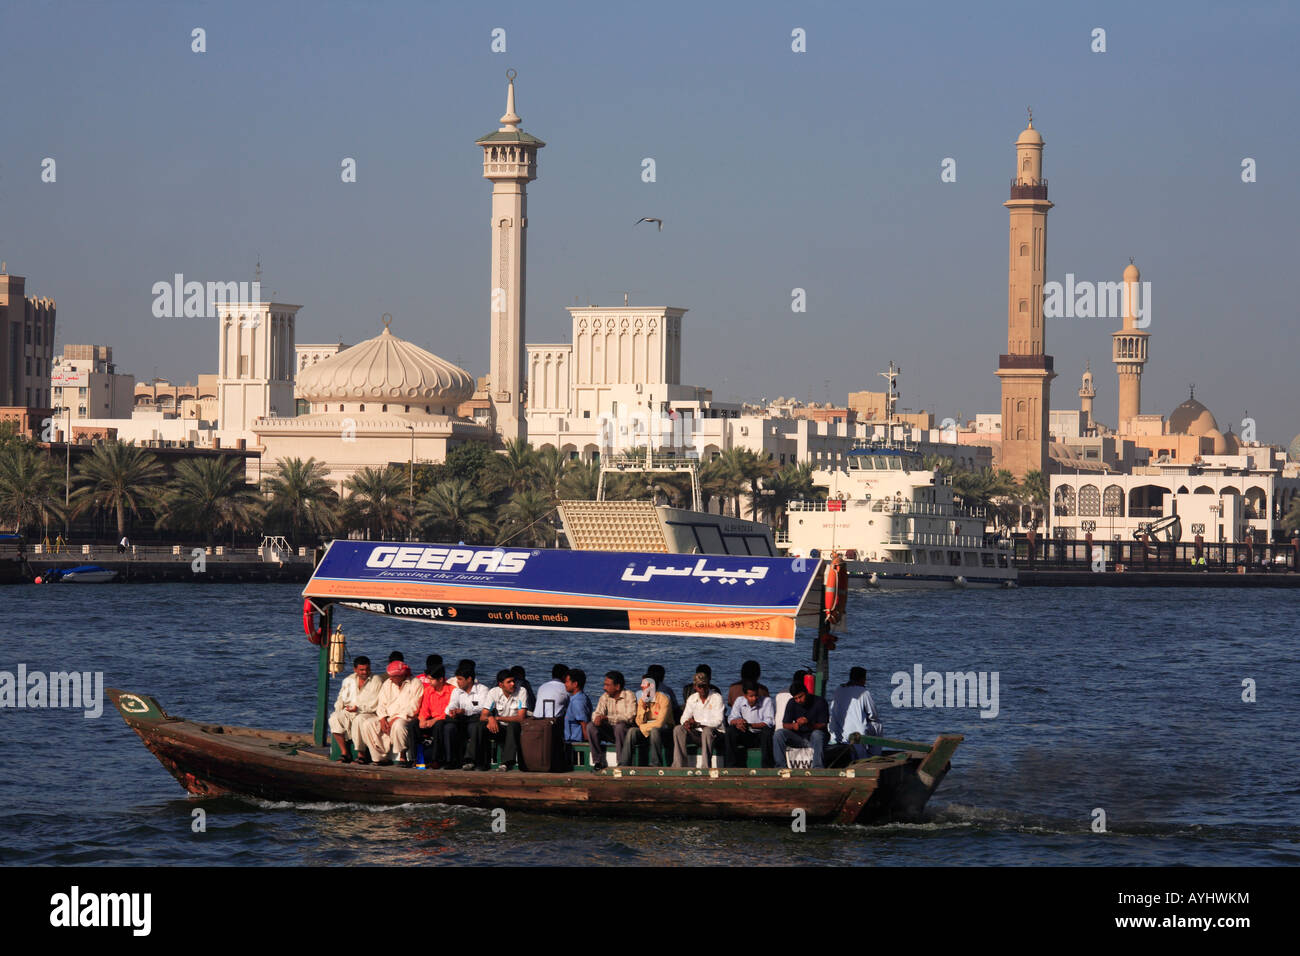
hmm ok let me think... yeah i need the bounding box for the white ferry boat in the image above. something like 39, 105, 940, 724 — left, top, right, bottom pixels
781, 445, 1017, 589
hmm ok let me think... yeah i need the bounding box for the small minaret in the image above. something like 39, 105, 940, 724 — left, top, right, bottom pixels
477, 70, 545, 445
1111, 259, 1149, 433
996, 110, 1056, 479
1078, 360, 1096, 432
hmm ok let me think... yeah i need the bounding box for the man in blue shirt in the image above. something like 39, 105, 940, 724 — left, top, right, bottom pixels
562, 668, 592, 747
724, 680, 776, 767
533, 663, 570, 720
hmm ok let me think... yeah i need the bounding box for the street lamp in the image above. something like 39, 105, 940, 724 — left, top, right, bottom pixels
64, 407, 71, 535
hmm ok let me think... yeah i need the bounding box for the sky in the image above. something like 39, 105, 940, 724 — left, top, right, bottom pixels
3, 0, 1298, 444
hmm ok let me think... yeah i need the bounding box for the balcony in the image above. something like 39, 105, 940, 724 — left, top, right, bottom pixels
1009, 179, 1048, 200
998, 354, 1054, 372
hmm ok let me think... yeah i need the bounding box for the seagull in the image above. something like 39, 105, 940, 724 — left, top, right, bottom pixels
634, 217, 663, 231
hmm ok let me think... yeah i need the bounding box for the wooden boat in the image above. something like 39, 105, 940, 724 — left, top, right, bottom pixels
109, 541, 963, 824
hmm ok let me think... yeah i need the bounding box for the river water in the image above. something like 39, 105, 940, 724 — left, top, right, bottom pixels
2, 583, 1296, 866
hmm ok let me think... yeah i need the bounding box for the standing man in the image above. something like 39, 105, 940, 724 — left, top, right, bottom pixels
774, 680, 829, 769
724, 679, 776, 768
481, 669, 529, 771
362, 660, 424, 766
585, 671, 636, 770
329, 655, 383, 763
672, 672, 725, 768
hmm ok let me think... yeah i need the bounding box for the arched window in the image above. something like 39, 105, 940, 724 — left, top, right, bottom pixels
1054, 485, 1077, 517
1019, 299, 1028, 313
1019, 243, 1029, 256
1079, 484, 1101, 516
1103, 485, 1124, 516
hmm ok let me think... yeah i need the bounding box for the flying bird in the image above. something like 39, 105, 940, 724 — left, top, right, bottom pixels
634, 217, 663, 231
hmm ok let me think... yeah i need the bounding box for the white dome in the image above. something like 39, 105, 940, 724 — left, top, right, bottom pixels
297, 325, 474, 405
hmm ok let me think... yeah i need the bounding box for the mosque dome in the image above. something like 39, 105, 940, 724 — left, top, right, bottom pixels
1204, 429, 1228, 455
1221, 429, 1241, 455
1016, 122, 1043, 146
1289, 434, 1300, 462
296, 323, 475, 406
1168, 394, 1218, 436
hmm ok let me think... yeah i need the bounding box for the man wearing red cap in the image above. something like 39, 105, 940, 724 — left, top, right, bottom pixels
361, 661, 424, 766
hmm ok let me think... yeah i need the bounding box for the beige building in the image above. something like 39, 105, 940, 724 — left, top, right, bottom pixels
134, 375, 219, 422
1112, 261, 1149, 432
253, 320, 491, 490
0, 268, 56, 410
996, 115, 1055, 479
51, 345, 135, 421
217, 299, 299, 446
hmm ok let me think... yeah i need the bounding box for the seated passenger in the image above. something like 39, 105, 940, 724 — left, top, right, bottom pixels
724, 679, 776, 768
533, 663, 570, 720
329, 655, 383, 763
416, 665, 453, 768
672, 672, 725, 768
563, 669, 592, 756
443, 665, 491, 771
681, 662, 721, 704
585, 671, 636, 770
619, 676, 674, 766
727, 660, 770, 707
645, 664, 678, 720
361, 661, 424, 767
478, 669, 529, 771
774, 681, 829, 769
510, 665, 535, 712
829, 666, 883, 755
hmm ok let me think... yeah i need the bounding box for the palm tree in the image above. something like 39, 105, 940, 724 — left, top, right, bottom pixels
261, 457, 338, 549
71, 440, 166, 538
1282, 497, 1300, 535
741, 450, 779, 521
763, 461, 818, 527
557, 460, 600, 500
0, 443, 65, 535
533, 446, 567, 500
341, 466, 409, 540
416, 479, 494, 543
492, 439, 539, 494
700, 454, 744, 515
1018, 469, 1049, 530
496, 488, 557, 547
154, 455, 262, 546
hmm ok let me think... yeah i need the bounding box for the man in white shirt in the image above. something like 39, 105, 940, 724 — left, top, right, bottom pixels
361, 661, 424, 766
671, 672, 725, 768
829, 666, 884, 756
479, 669, 530, 771
328, 655, 383, 763
443, 665, 492, 770
532, 663, 570, 720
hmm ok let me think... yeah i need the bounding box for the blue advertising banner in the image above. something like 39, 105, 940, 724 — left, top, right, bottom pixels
304, 541, 821, 642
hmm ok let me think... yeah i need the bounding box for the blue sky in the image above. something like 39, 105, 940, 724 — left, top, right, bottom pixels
3, 0, 1298, 442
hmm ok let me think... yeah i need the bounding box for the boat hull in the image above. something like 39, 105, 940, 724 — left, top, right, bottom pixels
848, 562, 1017, 590
108, 688, 959, 826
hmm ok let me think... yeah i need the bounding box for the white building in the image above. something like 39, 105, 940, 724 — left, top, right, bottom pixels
216, 299, 299, 447
51, 345, 134, 421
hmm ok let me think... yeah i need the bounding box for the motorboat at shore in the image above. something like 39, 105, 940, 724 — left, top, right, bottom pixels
38, 564, 119, 584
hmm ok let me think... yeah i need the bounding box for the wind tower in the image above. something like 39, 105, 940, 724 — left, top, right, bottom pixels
1111, 259, 1148, 433
477, 70, 545, 445
996, 110, 1055, 478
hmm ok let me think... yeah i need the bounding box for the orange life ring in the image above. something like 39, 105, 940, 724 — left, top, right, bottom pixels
303, 598, 324, 645
823, 554, 848, 626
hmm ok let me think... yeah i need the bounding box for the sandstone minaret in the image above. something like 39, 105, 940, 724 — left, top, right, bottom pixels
477, 70, 544, 445
1111, 260, 1148, 433
996, 111, 1055, 478
1079, 360, 1095, 432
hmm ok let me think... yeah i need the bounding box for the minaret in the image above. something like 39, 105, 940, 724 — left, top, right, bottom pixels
1079, 360, 1095, 432
477, 70, 545, 445
996, 111, 1056, 479
1111, 260, 1148, 434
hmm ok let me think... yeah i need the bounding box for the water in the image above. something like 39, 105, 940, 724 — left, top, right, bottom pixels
2, 583, 1297, 865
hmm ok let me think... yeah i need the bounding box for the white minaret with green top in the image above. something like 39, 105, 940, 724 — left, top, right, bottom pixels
477, 70, 545, 445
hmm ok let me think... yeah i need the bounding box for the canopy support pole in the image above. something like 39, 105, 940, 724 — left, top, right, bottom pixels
311, 547, 331, 748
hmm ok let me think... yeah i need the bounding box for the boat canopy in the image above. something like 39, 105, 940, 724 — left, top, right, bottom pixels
304, 541, 823, 643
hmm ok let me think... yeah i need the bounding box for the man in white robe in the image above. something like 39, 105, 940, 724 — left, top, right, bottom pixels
329, 656, 384, 762
361, 661, 424, 766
